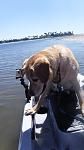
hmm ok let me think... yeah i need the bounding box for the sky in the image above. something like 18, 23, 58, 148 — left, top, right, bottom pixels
0, 0, 84, 40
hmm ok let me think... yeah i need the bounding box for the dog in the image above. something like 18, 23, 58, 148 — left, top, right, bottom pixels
22, 45, 84, 115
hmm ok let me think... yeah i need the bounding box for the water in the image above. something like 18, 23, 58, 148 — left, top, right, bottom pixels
0, 37, 84, 150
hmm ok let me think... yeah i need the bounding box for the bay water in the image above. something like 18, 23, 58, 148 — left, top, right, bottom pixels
0, 37, 84, 150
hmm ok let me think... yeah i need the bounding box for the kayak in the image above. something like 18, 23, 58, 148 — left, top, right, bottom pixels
18, 73, 84, 150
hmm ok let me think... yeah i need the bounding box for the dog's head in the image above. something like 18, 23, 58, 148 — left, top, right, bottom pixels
22, 56, 50, 97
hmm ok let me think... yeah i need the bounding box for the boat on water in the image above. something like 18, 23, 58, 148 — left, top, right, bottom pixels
18, 73, 84, 150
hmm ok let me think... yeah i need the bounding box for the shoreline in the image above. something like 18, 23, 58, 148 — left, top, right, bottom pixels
62, 34, 84, 41
0, 34, 84, 45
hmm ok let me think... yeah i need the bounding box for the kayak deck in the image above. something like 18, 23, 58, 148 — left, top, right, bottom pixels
18, 91, 84, 150
33, 112, 56, 150
18, 100, 56, 150
18, 73, 84, 150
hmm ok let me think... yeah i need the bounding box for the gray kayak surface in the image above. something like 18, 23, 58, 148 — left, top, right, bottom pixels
18, 73, 84, 150
18, 99, 56, 150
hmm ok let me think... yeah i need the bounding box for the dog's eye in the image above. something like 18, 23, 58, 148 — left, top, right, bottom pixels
32, 79, 39, 82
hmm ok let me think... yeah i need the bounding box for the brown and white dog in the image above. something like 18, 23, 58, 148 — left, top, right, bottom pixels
22, 45, 84, 115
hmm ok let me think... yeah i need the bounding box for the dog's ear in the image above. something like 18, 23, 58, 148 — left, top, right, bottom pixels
22, 58, 29, 69
21, 58, 29, 76
29, 67, 34, 77
34, 60, 50, 83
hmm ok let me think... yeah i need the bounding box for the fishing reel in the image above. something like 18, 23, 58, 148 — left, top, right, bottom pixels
16, 69, 23, 79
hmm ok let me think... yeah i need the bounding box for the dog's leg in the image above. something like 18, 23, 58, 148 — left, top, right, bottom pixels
77, 89, 84, 115
25, 70, 53, 115
73, 79, 84, 115
25, 85, 50, 115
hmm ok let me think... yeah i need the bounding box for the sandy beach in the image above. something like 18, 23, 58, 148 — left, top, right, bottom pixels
63, 34, 84, 41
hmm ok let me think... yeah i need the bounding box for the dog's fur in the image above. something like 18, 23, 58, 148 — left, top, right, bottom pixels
22, 45, 84, 115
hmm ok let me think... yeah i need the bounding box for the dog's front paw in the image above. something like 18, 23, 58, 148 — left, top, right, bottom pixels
25, 105, 38, 116
81, 109, 84, 117
81, 103, 84, 117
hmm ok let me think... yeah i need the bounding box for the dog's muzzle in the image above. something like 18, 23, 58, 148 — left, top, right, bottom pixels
29, 83, 46, 97
40, 83, 46, 95
29, 89, 35, 96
